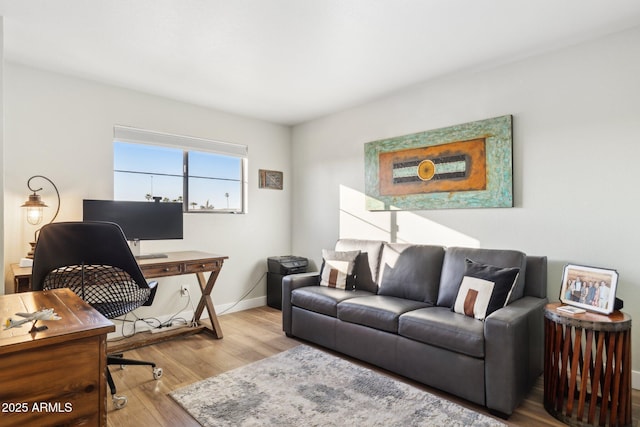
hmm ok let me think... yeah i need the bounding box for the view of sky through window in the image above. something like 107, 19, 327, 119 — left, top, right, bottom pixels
114, 142, 243, 212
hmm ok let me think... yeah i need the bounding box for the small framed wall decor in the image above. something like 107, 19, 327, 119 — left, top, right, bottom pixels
259, 169, 283, 190
559, 264, 618, 314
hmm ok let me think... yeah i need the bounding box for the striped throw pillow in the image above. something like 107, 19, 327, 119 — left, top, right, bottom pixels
453, 258, 520, 320
320, 250, 360, 290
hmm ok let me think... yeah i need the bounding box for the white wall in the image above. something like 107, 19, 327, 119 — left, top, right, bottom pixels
291, 27, 640, 373
3, 64, 292, 325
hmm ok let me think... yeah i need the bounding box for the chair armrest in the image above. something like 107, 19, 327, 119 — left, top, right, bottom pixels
484, 296, 548, 416
282, 272, 320, 335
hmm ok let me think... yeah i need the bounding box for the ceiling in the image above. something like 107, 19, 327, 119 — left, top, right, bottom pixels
1, 1, 640, 126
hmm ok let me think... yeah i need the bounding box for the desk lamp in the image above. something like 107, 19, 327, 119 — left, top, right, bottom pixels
21, 175, 60, 258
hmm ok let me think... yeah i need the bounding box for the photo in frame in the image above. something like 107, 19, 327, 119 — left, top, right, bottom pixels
559, 264, 618, 314
259, 169, 283, 190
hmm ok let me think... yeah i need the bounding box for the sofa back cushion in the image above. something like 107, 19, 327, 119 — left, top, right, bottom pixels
335, 239, 384, 293
437, 247, 527, 308
377, 243, 444, 304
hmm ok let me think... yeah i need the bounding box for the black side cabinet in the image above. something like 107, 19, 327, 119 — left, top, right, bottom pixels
267, 256, 308, 310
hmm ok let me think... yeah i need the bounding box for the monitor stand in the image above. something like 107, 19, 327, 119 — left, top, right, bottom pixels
129, 240, 168, 260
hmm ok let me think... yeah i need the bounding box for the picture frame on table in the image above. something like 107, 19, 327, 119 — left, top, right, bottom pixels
559, 263, 618, 315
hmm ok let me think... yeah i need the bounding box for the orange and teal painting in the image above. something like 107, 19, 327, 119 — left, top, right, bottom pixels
365, 115, 513, 210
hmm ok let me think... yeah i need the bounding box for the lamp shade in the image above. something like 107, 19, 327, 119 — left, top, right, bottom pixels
22, 192, 49, 225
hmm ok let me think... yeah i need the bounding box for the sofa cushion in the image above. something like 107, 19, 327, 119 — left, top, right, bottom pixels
335, 239, 384, 293
337, 295, 430, 333
398, 307, 485, 358
292, 286, 374, 317
319, 249, 360, 289
452, 259, 520, 320
437, 247, 527, 308
377, 243, 444, 304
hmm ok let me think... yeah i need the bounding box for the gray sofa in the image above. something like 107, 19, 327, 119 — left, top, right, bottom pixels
282, 239, 548, 417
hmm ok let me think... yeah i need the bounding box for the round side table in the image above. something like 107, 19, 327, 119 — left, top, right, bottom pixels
544, 302, 631, 427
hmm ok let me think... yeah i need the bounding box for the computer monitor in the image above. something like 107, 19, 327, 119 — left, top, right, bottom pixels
83, 199, 183, 258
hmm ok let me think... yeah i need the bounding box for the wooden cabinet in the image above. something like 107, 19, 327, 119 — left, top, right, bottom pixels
0, 289, 114, 426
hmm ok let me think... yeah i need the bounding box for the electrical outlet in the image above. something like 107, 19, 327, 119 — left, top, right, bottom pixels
180, 286, 188, 297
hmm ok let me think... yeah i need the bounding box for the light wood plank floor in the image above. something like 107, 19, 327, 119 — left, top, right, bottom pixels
106, 306, 638, 426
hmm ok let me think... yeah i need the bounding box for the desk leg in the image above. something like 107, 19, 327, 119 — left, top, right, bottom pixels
195, 269, 223, 339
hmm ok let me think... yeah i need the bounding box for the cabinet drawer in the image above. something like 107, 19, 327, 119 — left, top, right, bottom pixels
141, 264, 183, 278
0, 336, 103, 427
184, 261, 220, 273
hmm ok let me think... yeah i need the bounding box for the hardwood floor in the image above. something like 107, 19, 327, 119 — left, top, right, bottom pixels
106, 306, 638, 426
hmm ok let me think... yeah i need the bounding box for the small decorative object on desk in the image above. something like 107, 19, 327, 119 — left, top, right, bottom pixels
4, 308, 61, 332
559, 263, 618, 315
556, 305, 586, 315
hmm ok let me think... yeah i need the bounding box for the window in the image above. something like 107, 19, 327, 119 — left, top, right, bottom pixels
113, 126, 248, 213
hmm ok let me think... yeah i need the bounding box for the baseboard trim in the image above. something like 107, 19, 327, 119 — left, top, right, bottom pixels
633, 370, 640, 390
215, 296, 267, 316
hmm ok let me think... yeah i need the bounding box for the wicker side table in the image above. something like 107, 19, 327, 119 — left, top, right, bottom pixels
544, 302, 631, 427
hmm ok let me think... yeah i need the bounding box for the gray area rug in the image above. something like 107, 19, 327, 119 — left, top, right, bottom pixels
170, 345, 506, 426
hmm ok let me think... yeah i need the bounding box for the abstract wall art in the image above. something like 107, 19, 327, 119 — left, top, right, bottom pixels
364, 115, 513, 210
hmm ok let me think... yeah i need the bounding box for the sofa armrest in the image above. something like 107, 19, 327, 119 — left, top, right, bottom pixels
282, 272, 320, 335
484, 296, 548, 416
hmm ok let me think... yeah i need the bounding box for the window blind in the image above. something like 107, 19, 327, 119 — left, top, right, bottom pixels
114, 125, 248, 158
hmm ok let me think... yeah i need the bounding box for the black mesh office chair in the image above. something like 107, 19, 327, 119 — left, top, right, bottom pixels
31, 221, 162, 409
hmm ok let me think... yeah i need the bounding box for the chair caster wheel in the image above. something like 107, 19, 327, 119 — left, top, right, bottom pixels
112, 395, 128, 409
153, 367, 163, 379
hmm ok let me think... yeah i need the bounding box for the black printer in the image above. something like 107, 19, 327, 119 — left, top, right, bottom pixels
267, 256, 308, 275
267, 256, 309, 309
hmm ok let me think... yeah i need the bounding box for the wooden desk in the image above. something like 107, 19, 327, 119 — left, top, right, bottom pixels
0, 288, 115, 427
544, 302, 631, 427
137, 251, 228, 339
10, 251, 228, 348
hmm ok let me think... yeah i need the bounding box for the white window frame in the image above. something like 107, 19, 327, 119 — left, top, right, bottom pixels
113, 125, 248, 213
